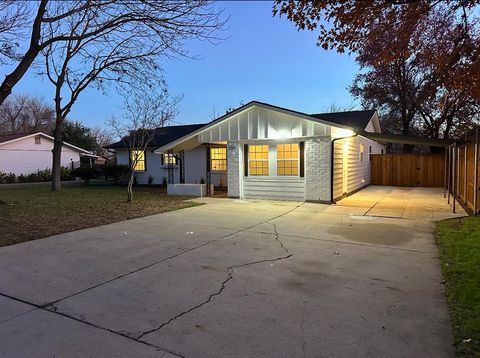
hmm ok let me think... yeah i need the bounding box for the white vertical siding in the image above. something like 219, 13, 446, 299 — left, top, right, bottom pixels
198, 106, 330, 143
0, 135, 82, 175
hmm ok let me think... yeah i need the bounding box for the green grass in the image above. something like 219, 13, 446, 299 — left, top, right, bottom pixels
0, 182, 199, 247
436, 217, 480, 357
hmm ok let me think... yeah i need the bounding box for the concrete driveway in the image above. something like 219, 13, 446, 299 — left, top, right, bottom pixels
0, 186, 465, 357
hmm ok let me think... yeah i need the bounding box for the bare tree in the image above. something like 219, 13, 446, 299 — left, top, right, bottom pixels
0, 0, 30, 64
322, 101, 357, 113
109, 89, 180, 202
0, 1, 224, 104
91, 126, 113, 156
0, 94, 54, 134
33, 1, 224, 190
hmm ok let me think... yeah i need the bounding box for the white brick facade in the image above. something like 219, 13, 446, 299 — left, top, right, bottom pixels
227, 142, 240, 197
305, 137, 331, 202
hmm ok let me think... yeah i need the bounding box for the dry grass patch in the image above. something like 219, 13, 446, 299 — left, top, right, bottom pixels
0, 183, 199, 246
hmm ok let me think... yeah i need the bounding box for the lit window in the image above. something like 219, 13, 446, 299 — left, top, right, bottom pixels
277, 143, 299, 176
211, 147, 227, 171
35, 136, 41, 144
163, 153, 177, 165
249, 144, 269, 176
130, 150, 146, 171
360, 144, 365, 162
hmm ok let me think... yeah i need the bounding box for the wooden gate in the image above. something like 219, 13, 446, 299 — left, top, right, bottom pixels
371, 153, 445, 187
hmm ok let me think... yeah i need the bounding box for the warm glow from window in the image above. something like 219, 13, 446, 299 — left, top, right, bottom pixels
360, 144, 365, 162
277, 143, 299, 176
249, 144, 269, 175
163, 153, 177, 165
211, 147, 227, 171
130, 150, 145, 171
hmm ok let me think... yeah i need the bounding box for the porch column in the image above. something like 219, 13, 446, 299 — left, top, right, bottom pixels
179, 150, 185, 184
206, 143, 211, 196
167, 149, 174, 184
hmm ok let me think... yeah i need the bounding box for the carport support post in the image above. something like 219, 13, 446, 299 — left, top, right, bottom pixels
452, 143, 456, 213
474, 128, 479, 215
447, 146, 451, 204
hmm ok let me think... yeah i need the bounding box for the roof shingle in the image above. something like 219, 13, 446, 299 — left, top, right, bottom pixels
105, 124, 206, 149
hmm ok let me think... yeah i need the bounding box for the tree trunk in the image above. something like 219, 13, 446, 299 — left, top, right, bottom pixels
51, 120, 63, 191
127, 171, 134, 202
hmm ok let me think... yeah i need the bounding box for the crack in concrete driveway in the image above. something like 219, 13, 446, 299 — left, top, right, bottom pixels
137, 223, 292, 341
0, 191, 460, 358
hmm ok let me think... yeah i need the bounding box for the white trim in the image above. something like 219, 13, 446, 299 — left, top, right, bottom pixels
0, 132, 92, 154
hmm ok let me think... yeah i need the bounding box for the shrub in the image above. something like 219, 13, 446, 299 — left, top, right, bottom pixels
60, 167, 72, 181
148, 175, 154, 185
102, 164, 130, 182
0, 171, 17, 184
71, 167, 99, 185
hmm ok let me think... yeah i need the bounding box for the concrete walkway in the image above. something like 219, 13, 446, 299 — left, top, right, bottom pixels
0, 186, 463, 357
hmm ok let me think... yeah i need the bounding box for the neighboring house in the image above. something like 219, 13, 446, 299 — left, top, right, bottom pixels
107, 101, 386, 202
105, 124, 228, 186
0, 132, 93, 175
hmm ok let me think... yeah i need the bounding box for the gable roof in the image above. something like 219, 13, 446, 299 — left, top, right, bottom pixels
152, 101, 378, 153
105, 123, 206, 149
0, 132, 92, 153
0, 133, 33, 144
309, 109, 377, 130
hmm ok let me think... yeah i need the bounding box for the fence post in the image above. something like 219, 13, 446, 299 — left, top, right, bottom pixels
464, 145, 467, 201
444, 148, 447, 198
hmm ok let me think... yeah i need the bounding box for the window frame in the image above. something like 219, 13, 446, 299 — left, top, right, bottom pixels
248, 144, 269, 176
276, 143, 300, 176
210, 147, 227, 172
130, 149, 146, 172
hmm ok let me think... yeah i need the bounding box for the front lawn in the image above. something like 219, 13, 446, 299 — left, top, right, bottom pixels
436, 217, 480, 357
0, 182, 199, 247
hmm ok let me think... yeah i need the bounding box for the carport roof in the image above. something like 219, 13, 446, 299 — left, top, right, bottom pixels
358, 131, 455, 147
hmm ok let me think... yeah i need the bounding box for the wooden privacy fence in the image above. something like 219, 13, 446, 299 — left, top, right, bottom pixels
371, 153, 445, 187
450, 128, 479, 215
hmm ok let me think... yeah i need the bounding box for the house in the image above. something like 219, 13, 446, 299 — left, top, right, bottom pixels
105, 124, 227, 186
0, 132, 94, 175
107, 101, 385, 202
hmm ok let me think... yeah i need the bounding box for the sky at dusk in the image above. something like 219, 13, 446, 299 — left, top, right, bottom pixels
3, 1, 360, 129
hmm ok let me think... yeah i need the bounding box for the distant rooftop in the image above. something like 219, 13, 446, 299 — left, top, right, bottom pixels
105, 124, 205, 149
309, 109, 377, 130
